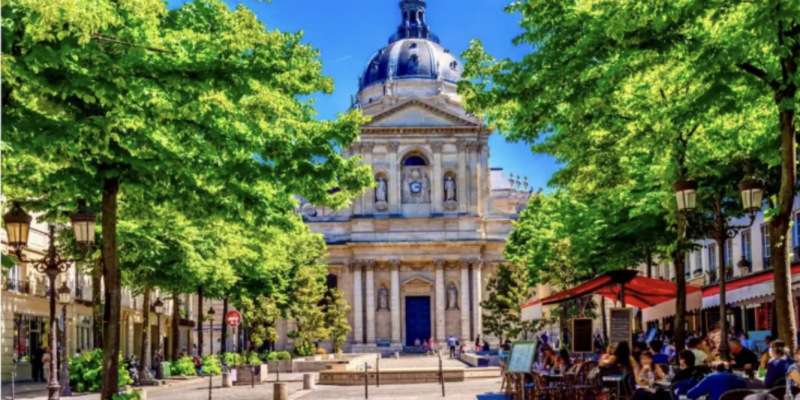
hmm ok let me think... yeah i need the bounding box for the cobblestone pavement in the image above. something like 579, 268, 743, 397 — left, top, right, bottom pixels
299, 377, 503, 400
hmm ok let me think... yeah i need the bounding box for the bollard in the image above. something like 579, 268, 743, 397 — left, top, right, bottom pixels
303, 373, 315, 390
12, 363, 16, 400
276, 364, 280, 382
376, 355, 380, 387
364, 362, 369, 399
222, 372, 232, 388
273, 382, 288, 400
208, 373, 213, 400
251, 366, 255, 388
439, 355, 445, 397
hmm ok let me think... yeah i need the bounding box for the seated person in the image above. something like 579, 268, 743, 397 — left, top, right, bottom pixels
541, 346, 557, 369
600, 345, 616, 366
650, 340, 669, 365
786, 347, 800, 386
599, 341, 638, 371
729, 338, 759, 371
674, 350, 702, 396
742, 364, 765, 390
635, 351, 665, 387
687, 337, 715, 366
763, 341, 791, 388
686, 362, 746, 400
759, 336, 773, 370
556, 349, 572, 371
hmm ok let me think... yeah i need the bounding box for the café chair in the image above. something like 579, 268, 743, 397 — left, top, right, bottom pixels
768, 385, 799, 399
719, 389, 755, 400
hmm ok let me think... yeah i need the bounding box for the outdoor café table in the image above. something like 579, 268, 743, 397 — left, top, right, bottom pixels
602, 374, 626, 399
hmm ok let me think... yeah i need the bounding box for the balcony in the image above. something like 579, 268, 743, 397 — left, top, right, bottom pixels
3, 279, 31, 294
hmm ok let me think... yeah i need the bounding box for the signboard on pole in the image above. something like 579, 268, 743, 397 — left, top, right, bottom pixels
609, 308, 633, 346
226, 310, 242, 328
506, 340, 538, 373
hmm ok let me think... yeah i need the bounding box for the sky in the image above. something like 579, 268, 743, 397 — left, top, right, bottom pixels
167, 0, 561, 191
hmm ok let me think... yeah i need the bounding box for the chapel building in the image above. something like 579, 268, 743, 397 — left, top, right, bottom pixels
281, 0, 534, 352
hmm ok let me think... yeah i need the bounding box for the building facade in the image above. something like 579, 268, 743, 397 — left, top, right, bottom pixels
278, 0, 533, 352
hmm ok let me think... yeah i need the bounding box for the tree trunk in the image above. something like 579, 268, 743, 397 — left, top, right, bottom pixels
100, 177, 121, 400
771, 214, 796, 352
197, 286, 204, 356
716, 199, 730, 361
92, 256, 104, 349
646, 247, 653, 278
140, 285, 150, 379
221, 296, 229, 354
600, 296, 608, 345
674, 216, 687, 355
172, 292, 180, 361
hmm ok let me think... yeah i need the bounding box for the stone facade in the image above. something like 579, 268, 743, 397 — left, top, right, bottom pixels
279, 0, 535, 353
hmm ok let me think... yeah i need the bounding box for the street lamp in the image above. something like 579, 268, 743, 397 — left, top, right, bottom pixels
153, 298, 164, 379
739, 171, 765, 217
207, 307, 215, 356
737, 255, 752, 276
672, 177, 698, 213
3, 201, 96, 400
57, 282, 72, 396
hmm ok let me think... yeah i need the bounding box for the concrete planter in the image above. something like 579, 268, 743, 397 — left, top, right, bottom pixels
267, 360, 293, 373
233, 364, 268, 386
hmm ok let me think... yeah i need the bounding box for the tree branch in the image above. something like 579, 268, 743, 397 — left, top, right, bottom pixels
736, 63, 780, 91
91, 34, 175, 54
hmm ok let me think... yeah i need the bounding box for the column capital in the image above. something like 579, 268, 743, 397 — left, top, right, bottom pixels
434, 259, 446, 270
361, 142, 376, 152
471, 258, 484, 269
466, 141, 480, 152
389, 259, 402, 271
349, 142, 362, 154
459, 258, 471, 269
455, 140, 468, 151
387, 141, 400, 152
363, 259, 376, 272
430, 141, 444, 153
347, 260, 361, 273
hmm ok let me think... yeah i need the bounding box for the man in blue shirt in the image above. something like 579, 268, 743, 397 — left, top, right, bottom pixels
764, 341, 792, 389
687, 362, 746, 400
650, 340, 669, 365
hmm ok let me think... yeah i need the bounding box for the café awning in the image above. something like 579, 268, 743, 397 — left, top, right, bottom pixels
701, 264, 800, 309
521, 270, 701, 321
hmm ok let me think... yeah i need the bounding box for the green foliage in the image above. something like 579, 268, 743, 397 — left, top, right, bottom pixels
169, 357, 197, 377
202, 355, 222, 376
273, 351, 292, 361
481, 265, 530, 343
68, 350, 132, 392
247, 351, 262, 365
288, 266, 329, 356
238, 295, 280, 349
325, 288, 351, 354
221, 352, 243, 367
112, 393, 141, 400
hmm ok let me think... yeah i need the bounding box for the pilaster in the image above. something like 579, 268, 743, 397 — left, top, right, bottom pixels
471, 259, 483, 340
431, 142, 444, 215
479, 142, 491, 217
387, 142, 400, 214
350, 261, 363, 344
389, 259, 402, 345
350, 143, 363, 216
362, 143, 376, 216
364, 259, 377, 344
459, 259, 471, 341
456, 141, 468, 214
467, 142, 480, 216
434, 259, 446, 343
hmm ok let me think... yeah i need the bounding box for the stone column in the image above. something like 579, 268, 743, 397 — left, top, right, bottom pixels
387, 142, 400, 214
467, 142, 480, 215
365, 260, 377, 344
350, 143, 363, 216
434, 259, 446, 344
390, 259, 402, 345
460, 259, 471, 341
362, 142, 375, 216
350, 261, 363, 344
431, 142, 444, 215
478, 142, 491, 217
472, 259, 483, 340
456, 141, 468, 214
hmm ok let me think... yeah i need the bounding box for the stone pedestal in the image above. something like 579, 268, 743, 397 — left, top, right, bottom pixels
303, 373, 315, 390
274, 382, 288, 400
222, 373, 233, 388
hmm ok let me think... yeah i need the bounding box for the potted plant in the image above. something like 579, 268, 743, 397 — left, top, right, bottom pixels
266, 351, 293, 373
233, 352, 268, 386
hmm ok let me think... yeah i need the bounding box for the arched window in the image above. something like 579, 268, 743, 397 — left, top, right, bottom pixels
450, 60, 458, 70
404, 156, 427, 166
326, 274, 338, 291
407, 54, 419, 74
409, 43, 417, 49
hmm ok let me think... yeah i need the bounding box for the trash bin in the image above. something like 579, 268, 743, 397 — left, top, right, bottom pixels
160, 362, 171, 379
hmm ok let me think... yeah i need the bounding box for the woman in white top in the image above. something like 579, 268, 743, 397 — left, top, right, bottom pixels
41, 348, 52, 382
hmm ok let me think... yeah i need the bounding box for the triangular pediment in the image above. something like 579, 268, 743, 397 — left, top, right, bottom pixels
365, 99, 479, 128
401, 275, 435, 287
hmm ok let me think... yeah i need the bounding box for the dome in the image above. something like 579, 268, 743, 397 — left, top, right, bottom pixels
360, 39, 462, 91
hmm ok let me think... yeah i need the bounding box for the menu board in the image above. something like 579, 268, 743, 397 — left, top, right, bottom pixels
571, 318, 594, 353
506, 340, 538, 373
609, 308, 632, 346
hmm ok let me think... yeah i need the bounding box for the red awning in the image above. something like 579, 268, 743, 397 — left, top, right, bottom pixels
701, 264, 800, 297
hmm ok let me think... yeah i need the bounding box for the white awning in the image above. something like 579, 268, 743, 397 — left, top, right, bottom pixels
701, 271, 800, 309
642, 291, 702, 322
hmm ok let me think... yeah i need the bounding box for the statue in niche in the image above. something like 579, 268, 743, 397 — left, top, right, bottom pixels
402, 168, 431, 204
378, 285, 389, 311
444, 176, 456, 201
375, 177, 387, 203
447, 284, 458, 310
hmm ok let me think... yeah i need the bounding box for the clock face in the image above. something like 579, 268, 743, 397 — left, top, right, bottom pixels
410, 181, 422, 194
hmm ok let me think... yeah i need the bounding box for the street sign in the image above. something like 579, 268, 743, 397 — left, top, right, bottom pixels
226, 310, 242, 328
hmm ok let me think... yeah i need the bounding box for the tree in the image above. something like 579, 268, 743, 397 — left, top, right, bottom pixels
325, 288, 351, 354
2, 0, 372, 395
239, 295, 280, 352
480, 264, 529, 344
288, 266, 328, 356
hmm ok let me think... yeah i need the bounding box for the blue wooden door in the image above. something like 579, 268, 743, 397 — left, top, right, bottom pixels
405, 296, 431, 346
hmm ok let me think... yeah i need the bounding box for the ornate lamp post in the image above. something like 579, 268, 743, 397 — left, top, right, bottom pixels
57, 282, 72, 396
207, 307, 216, 356
3, 201, 95, 400
153, 298, 164, 379
737, 256, 752, 277
672, 177, 698, 213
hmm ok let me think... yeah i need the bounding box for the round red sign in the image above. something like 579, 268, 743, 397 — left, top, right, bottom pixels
226, 310, 242, 327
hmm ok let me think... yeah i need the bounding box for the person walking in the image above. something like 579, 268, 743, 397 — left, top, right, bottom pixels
428, 337, 435, 356
41, 347, 51, 383
31, 344, 44, 383
447, 335, 456, 358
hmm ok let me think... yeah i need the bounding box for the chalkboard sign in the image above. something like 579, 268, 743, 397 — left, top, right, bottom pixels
507, 340, 538, 373
571, 318, 594, 353
610, 308, 632, 346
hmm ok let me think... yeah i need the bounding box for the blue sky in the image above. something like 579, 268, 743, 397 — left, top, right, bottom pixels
167, 0, 560, 191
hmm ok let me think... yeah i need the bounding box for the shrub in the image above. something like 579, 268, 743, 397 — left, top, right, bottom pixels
274, 351, 292, 361
202, 355, 222, 375
292, 341, 315, 357
315, 347, 327, 355
246, 351, 261, 365
265, 352, 278, 361
221, 352, 243, 367
69, 349, 132, 392
169, 356, 197, 377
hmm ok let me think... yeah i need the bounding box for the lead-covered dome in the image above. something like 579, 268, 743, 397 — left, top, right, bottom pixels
360, 39, 462, 91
